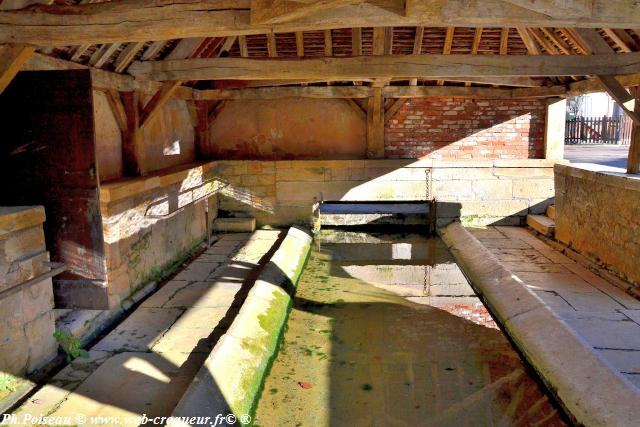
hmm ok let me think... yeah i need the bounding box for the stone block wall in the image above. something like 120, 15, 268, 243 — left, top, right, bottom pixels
214, 159, 557, 227
385, 98, 546, 159
0, 206, 57, 375
99, 163, 220, 308
555, 164, 640, 288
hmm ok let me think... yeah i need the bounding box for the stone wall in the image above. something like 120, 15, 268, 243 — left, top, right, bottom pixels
555, 164, 640, 288
0, 206, 57, 375
99, 163, 219, 308
385, 98, 546, 159
214, 159, 557, 227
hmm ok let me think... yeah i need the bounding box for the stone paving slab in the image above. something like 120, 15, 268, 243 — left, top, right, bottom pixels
469, 226, 640, 388
14, 231, 283, 424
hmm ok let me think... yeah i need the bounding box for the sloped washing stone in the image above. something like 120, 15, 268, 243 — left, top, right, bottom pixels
440, 222, 640, 426
169, 226, 313, 426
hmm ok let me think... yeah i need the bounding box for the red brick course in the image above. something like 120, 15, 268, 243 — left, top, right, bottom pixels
385, 97, 546, 159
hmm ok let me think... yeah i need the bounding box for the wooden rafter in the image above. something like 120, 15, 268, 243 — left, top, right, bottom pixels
0, 43, 35, 93
324, 30, 333, 56
540, 28, 573, 55
352, 27, 362, 56
602, 29, 636, 52
4, 1, 640, 46
267, 32, 278, 57
113, 42, 145, 73
517, 28, 540, 55
409, 26, 424, 86
295, 32, 305, 57
499, 28, 510, 54
238, 35, 249, 57
437, 27, 455, 85
89, 43, 120, 68
129, 53, 640, 82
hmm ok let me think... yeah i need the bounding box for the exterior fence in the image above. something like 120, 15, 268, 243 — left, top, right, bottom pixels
565, 115, 633, 145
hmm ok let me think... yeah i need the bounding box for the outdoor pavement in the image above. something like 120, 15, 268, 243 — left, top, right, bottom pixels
564, 144, 629, 169
470, 226, 640, 389
13, 231, 282, 426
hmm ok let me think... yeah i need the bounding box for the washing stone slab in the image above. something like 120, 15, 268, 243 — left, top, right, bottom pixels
440, 222, 640, 426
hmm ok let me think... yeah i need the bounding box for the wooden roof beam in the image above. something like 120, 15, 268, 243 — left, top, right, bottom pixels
128, 53, 640, 81
3, 0, 640, 46
250, 0, 364, 25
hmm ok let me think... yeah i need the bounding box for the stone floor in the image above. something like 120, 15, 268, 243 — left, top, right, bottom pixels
470, 226, 640, 389
13, 230, 282, 425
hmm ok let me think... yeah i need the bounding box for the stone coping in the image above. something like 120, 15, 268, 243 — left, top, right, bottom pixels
439, 222, 640, 427
99, 161, 216, 203
556, 163, 640, 192
0, 206, 45, 237
170, 226, 313, 425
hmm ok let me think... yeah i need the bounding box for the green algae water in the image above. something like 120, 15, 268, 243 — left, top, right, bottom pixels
254, 231, 566, 427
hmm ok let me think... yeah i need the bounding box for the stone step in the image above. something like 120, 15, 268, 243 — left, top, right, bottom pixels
546, 204, 556, 220
526, 214, 555, 237
213, 217, 256, 233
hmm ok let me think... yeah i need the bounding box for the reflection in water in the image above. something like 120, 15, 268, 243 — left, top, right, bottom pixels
255, 231, 566, 427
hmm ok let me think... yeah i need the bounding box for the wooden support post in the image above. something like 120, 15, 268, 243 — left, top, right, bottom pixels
366, 85, 384, 158
194, 100, 211, 159
0, 44, 35, 94
544, 97, 567, 160
628, 87, 640, 174
120, 91, 146, 176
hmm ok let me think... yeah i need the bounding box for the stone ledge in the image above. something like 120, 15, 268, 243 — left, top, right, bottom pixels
0, 206, 46, 237
439, 222, 640, 427
169, 226, 312, 425
99, 161, 216, 203
556, 163, 640, 192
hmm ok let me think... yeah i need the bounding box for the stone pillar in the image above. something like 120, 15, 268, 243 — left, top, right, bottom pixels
0, 206, 57, 375
544, 98, 567, 160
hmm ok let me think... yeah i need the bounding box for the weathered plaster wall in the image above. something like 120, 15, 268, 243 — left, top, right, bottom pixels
555, 164, 640, 288
141, 98, 196, 172
99, 163, 219, 308
0, 206, 57, 375
93, 90, 123, 181
208, 99, 366, 159
385, 98, 546, 159
94, 94, 196, 181
214, 159, 557, 227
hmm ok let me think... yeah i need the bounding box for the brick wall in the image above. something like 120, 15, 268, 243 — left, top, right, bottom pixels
385, 98, 546, 159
